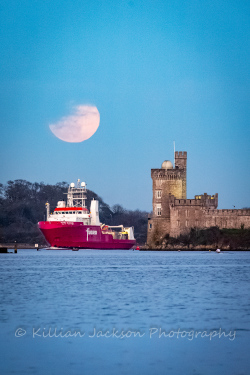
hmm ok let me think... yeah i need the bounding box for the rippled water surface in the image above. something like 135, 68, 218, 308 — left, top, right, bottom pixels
0, 249, 250, 374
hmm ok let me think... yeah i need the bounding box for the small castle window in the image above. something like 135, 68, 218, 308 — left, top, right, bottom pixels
156, 204, 161, 216
156, 190, 162, 199
149, 223, 152, 229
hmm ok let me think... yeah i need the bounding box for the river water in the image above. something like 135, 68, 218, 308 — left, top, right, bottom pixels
0, 249, 249, 374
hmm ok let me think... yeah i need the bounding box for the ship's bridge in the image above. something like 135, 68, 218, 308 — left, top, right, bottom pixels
49, 206, 91, 223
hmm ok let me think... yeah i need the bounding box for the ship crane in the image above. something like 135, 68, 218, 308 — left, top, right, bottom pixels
38, 179, 136, 250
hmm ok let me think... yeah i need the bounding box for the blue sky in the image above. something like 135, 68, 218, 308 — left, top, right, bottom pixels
0, 0, 249, 211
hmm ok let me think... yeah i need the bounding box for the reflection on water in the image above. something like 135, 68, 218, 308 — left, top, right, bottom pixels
0, 250, 250, 374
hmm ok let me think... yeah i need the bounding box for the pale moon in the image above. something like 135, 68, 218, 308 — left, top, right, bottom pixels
49, 105, 100, 142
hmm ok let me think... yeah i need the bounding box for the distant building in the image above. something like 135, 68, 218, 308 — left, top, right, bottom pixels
147, 151, 250, 246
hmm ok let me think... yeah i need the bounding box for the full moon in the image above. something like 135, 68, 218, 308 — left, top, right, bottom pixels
49, 105, 100, 142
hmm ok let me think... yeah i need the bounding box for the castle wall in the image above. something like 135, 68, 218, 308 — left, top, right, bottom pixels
202, 209, 250, 230
152, 175, 184, 218
147, 217, 170, 246
170, 205, 204, 237
147, 150, 249, 247
170, 206, 250, 237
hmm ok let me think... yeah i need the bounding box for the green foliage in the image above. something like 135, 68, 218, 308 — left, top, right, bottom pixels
168, 226, 250, 249
0, 180, 69, 244
0, 180, 148, 245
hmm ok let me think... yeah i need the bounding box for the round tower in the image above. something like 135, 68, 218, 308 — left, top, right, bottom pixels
151, 152, 187, 219
147, 151, 187, 246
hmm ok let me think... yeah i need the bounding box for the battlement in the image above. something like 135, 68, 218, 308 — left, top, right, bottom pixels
151, 169, 183, 179
147, 149, 250, 245
203, 209, 250, 216
169, 193, 218, 208
175, 151, 187, 171
175, 151, 187, 158
194, 193, 218, 204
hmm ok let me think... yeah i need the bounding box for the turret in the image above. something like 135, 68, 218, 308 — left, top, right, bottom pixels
175, 151, 187, 199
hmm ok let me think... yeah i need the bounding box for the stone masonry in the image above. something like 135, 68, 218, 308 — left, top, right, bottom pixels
147, 151, 250, 246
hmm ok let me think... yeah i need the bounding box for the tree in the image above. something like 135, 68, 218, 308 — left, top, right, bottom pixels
0, 180, 149, 245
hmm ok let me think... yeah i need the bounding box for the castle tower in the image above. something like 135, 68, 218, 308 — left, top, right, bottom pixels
174, 151, 187, 199
147, 151, 187, 245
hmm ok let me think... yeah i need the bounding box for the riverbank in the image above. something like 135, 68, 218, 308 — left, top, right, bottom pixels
144, 227, 250, 251
1, 243, 250, 251
0, 243, 43, 249
139, 245, 250, 251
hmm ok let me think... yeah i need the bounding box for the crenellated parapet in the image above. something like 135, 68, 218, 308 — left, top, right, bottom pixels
175, 151, 187, 158
169, 193, 218, 208
203, 209, 250, 216
151, 169, 183, 180
147, 150, 249, 246
175, 151, 187, 170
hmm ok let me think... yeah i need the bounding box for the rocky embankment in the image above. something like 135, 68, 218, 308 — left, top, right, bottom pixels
139, 244, 250, 251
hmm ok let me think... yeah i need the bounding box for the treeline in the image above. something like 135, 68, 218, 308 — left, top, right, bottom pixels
164, 226, 250, 249
0, 180, 148, 245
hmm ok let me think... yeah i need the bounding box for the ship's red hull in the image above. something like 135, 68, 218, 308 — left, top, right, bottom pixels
38, 221, 136, 250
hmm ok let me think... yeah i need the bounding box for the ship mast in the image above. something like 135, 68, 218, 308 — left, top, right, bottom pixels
66, 179, 87, 208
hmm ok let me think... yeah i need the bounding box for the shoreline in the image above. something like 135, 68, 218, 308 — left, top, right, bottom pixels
1, 243, 249, 251
0, 243, 45, 249
139, 244, 250, 251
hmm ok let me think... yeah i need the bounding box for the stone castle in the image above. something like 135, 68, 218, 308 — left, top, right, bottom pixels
147, 151, 250, 246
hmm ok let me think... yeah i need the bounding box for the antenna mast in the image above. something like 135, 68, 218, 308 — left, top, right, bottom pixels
173, 141, 175, 167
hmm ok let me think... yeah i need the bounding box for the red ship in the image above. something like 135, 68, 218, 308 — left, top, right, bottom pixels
38, 180, 136, 250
